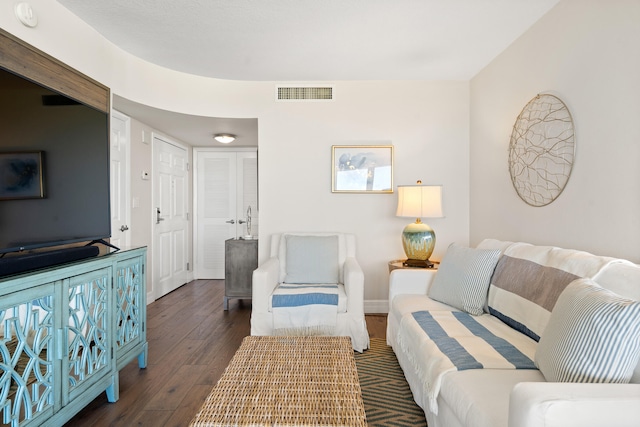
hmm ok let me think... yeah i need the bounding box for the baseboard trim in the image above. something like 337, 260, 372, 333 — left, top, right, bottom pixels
365, 300, 388, 314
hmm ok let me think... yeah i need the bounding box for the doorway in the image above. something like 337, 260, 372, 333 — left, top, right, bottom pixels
194, 148, 258, 279
110, 111, 131, 249
152, 135, 189, 298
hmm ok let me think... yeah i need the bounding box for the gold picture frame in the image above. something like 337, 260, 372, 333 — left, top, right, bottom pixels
332, 145, 393, 193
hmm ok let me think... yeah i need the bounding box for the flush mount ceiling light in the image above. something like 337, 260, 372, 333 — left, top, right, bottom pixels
214, 134, 235, 144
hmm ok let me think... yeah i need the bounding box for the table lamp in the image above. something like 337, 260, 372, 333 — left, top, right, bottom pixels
396, 181, 443, 267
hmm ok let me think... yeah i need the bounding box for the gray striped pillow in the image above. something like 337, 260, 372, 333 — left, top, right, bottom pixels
428, 243, 501, 315
535, 278, 640, 383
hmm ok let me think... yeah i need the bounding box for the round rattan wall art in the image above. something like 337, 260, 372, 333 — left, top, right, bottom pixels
508, 93, 575, 207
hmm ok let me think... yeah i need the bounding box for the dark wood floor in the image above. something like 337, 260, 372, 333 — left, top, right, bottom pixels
65, 279, 387, 427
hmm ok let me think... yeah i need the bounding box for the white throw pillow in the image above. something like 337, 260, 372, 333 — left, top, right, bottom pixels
283, 235, 339, 284
428, 243, 501, 315
535, 278, 640, 383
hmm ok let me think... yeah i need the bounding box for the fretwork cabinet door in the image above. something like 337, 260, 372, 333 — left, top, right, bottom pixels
62, 266, 113, 407
113, 249, 147, 371
0, 283, 57, 427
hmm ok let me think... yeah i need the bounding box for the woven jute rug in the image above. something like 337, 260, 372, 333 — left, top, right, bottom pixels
189, 336, 367, 427
355, 338, 428, 427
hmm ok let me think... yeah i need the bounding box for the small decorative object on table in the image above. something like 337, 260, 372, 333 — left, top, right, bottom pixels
241, 205, 254, 239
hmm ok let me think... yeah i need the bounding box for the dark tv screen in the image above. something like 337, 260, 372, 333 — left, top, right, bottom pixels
0, 67, 110, 254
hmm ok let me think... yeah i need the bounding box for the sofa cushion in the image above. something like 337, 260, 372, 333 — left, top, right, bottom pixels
391, 294, 459, 321
438, 369, 545, 427
283, 235, 339, 283
535, 278, 640, 383
428, 244, 501, 315
397, 310, 538, 414
487, 242, 617, 341
387, 294, 457, 349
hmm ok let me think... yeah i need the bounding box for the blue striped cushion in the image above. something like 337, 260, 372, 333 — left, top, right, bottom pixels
428, 244, 501, 315
535, 279, 640, 383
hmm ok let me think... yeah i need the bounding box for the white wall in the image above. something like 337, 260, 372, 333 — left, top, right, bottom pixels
1, 1, 470, 310
259, 81, 470, 306
470, 0, 640, 262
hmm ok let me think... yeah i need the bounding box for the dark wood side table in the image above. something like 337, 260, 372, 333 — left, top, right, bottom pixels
388, 259, 439, 273
224, 238, 258, 310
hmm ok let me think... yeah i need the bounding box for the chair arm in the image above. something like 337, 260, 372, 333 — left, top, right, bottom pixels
343, 257, 365, 316
251, 257, 280, 313
509, 382, 640, 427
388, 269, 438, 311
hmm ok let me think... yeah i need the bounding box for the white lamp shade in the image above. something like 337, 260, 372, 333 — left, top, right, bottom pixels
396, 185, 443, 218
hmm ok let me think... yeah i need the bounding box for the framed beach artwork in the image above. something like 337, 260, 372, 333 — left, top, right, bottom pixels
0, 151, 44, 200
332, 145, 393, 193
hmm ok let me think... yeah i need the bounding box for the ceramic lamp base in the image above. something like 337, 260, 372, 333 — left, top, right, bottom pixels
401, 220, 436, 266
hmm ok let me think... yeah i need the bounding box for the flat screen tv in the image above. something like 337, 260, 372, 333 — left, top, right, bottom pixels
0, 66, 111, 260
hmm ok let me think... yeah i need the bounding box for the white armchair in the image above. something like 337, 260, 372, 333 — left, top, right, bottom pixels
250, 232, 370, 352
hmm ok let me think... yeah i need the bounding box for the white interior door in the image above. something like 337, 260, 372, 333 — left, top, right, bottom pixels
194, 149, 257, 279
153, 135, 188, 298
110, 111, 130, 249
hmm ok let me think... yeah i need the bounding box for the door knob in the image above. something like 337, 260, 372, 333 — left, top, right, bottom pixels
238, 219, 246, 224
225, 219, 235, 224
120, 225, 129, 232
156, 208, 165, 224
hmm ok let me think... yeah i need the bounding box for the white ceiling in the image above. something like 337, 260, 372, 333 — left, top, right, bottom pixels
57, 0, 560, 146
113, 95, 259, 148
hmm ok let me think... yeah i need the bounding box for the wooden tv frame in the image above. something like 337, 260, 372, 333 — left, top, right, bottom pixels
0, 28, 109, 113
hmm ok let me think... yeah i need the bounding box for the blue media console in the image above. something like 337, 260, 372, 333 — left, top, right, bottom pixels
0, 246, 147, 427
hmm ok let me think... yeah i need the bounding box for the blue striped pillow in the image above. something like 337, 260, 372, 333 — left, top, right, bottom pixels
428, 243, 501, 315
535, 279, 640, 383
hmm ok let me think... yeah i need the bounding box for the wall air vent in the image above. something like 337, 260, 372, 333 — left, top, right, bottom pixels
276, 86, 333, 101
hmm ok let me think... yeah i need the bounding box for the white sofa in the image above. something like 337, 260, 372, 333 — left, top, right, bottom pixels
387, 239, 640, 427
251, 232, 370, 352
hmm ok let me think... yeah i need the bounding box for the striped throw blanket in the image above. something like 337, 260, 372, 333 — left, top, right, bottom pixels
272, 284, 339, 336
397, 310, 537, 415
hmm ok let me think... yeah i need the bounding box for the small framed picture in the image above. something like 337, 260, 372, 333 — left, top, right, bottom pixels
332, 145, 393, 193
0, 151, 44, 200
